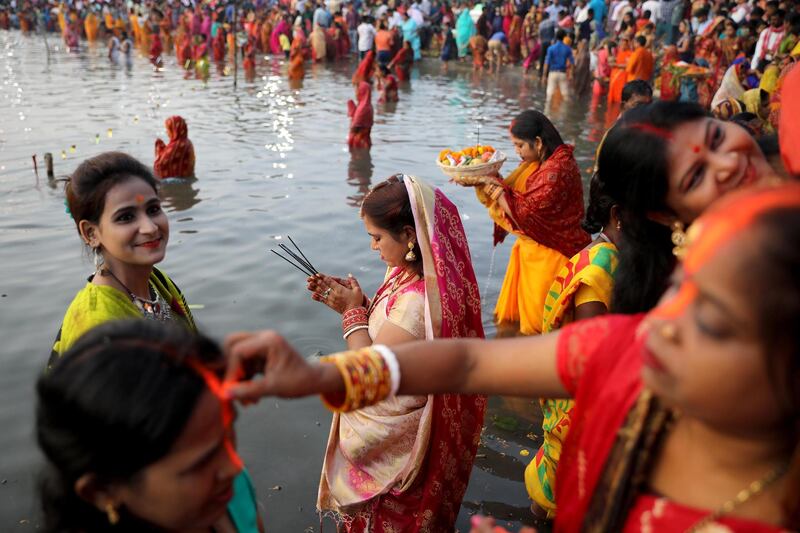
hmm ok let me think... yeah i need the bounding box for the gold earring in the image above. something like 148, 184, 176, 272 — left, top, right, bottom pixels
405, 242, 417, 262
670, 221, 687, 259
105, 502, 120, 525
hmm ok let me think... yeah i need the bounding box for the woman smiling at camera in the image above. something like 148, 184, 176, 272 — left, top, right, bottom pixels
50, 152, 195, 364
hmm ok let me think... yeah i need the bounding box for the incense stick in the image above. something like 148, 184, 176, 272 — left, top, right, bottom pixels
287, 235, 318, 274
270, 249, 314, 276
278, 243, 318, 275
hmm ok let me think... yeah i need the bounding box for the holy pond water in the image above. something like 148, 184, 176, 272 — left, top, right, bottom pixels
0, 29, 615, 531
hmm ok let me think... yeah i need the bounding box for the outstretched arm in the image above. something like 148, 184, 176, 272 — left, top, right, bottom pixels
223, 329, 567, 403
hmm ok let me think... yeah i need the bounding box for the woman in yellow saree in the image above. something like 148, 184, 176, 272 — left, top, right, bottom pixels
84, 9, 99, 42
459, 110, 589, 335
50, 152, 195, 366
525, 173, 621, 519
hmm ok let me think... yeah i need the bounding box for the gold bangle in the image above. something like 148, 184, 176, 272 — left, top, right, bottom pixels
319, 347, 392, 412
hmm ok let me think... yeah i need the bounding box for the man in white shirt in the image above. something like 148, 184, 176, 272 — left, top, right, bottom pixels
409, 3, 424, 25
752, 11, 786, 70
357, 16, 376, 58
641, 0, 660, 22
388, 9, 403, 28
574, 0, 590, 24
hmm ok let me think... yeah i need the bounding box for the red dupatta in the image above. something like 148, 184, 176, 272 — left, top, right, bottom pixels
500, 144, 590, 258
553, 314, 647, 532
154, 116, 195, 179
352, 49, 375, 85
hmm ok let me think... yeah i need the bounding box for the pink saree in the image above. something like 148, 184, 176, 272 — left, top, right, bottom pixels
318, 176, 486, 532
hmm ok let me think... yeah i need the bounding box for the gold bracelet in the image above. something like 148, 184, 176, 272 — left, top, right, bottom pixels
319, 347, 392, 412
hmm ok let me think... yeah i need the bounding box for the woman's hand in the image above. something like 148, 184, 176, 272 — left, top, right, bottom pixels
307, 273, 365, 313
223, 330, 339, 403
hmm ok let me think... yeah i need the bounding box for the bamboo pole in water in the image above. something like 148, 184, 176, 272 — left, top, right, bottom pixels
233, 0, 238, 90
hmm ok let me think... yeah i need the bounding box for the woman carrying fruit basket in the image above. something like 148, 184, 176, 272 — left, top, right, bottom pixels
450, 110, 589, 335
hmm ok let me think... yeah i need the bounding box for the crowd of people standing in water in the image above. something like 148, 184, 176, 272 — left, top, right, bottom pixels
3, 0, 800, 531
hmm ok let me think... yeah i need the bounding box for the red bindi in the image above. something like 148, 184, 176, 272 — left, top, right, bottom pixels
692, 145, 701, 153
135, 194, 145, 204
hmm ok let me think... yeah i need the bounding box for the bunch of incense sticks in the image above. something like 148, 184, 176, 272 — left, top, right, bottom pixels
270, 236, 319, 277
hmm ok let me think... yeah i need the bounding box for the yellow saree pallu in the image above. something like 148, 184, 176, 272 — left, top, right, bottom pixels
476, 161, 569, 335
524, 242, 618, 517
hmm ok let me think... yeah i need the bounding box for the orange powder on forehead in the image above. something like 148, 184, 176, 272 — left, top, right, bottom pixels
185, 358, 244, 470
652, 185, 800, 319
135, 194, 145, 204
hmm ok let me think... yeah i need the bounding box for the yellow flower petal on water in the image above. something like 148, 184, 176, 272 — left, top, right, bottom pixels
519, 449, 530, 457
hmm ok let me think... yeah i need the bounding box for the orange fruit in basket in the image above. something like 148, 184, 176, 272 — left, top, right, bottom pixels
439, 149, 451, 162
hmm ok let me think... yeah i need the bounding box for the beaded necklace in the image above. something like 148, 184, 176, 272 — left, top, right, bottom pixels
102, 268, 172, 322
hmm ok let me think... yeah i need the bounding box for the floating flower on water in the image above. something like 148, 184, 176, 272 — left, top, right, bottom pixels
95, 134, 100, 144
69, 145, 76, 153
133, 115, 140, 124
520, 449, 530, 457
107, 128, 113, 138
61, 150, 66, 159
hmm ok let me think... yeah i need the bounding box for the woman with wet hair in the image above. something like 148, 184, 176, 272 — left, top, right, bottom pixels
38, 320, 262, 532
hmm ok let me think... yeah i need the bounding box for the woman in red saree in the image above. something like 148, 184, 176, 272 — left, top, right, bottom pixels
347, 82, 373, 150
352, 49, 375, 85
176, 31, 193, 70
508, 13, 523, 64
212, 28, 226, 63
149, 30, 163, 67
154, 116, 195, 179
388, 40, 413, 82
659, 45, 681, 101
377, 66, 399, 103
226, 184, 800, 533
608, 36, 633, 103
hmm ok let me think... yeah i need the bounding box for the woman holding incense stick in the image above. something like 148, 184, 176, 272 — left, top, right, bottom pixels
50, 152, 195, 366
300, 174, 485, 532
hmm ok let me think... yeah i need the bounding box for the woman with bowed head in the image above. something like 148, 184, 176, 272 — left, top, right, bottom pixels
226, 183, 800, 533
596, 101, 778, 313
455, 110, 588, 335
302, 175, 485, 531
51, 152, 195, 364
38, 320, 263, 532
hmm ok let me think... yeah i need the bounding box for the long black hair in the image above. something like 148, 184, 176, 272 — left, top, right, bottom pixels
509, 110, 565, 160
596, 101, 707, 313
37, 320, 223, 533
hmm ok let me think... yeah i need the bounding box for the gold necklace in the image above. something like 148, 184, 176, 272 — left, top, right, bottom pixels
684, 462, 788, 533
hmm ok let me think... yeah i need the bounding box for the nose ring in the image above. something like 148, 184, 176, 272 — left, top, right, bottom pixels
660, 323, 678, 341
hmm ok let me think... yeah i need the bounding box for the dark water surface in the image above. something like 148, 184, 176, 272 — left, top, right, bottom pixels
0, 30, 610, 531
